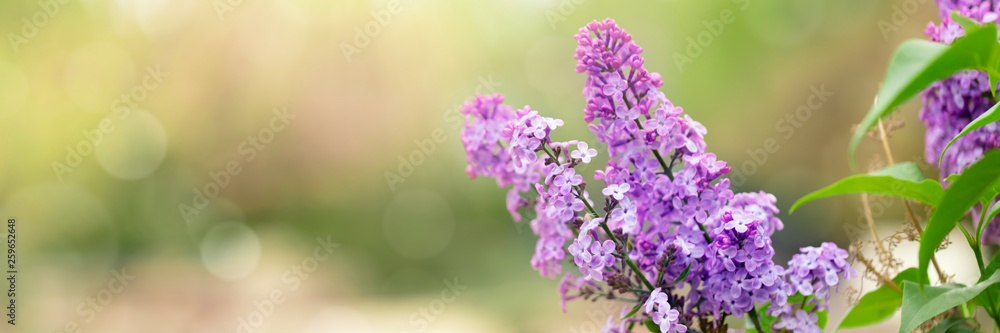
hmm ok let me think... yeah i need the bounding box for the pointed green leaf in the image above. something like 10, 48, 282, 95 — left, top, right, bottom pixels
791, 162, 943, 213
987, 201, 1000, 228
672, 263, 692, 286
745, 306, 777, 333
848, 19, 1000, 168
928, 317, 975, 333
644, 319, 661, 333
948, 173, 1000, 206
920, 151, 1000, 283
839, 268, 919, 329
622, 303, 642, 319
976, 198, 1000, 243
900, 269, 1000, 333
940, 102, 1000, 166
951, 11, 983, 35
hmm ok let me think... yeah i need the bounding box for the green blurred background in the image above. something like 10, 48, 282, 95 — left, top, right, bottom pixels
0, 0, 950, 332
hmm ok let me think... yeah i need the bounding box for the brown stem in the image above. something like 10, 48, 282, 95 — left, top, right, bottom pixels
860, 193, 888, 257
857, 253, 901, 294
878, 119, 946, 283
903, 200, 947, 283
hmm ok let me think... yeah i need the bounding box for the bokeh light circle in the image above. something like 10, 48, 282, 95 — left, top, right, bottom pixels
382, 189, 455, 260
95, 109, 168, 180
200, 221, 261, 281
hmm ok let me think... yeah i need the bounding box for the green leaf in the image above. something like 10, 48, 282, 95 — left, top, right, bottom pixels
951, 11, 983, 34
672, 264, 692, 286
899, 269, 1000, 333
622, 303, 642, 319
976, 198, 1000, 244
790, 162, 944, 213
848, 20, 1000, 168
940, 102, 1000, 166
949, 173, 1000, 206
928, 317, 975, 333
839, 268, 919, 329
644, 319, 661, 333
753, 294, 824, 332
977, 252, 1000, 313
980, 180, 1000, 207
987, 201, 1000, 229
920, 151, 1000, 283
745, 307, 776, 333
984, 251, 1000, 282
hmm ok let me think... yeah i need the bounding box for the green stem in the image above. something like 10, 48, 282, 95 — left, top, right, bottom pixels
959, 222, 1000, 329
621, 92, 673, 181
540, 144, 655, 291
748, 307, 766, 333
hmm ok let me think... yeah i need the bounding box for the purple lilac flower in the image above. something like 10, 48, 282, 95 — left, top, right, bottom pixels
600, 306, 639, 333
580, 216, 604, 235
558, 272, 600, 313
569, 233, 618, 281
772, 309, 821, 333
784, 243, 856, 301
609, 197, 639, 234
461, 94, 542, 221
922, 1, 1000, 244
771, 243, 856, 332
460, 18, 856, 330
603, 183, 630, 200
700, 209, 788, 318
506, 106, 564, 168
727, 191, 783, 236
571, 141, 599, 163
645, 288, 688, 333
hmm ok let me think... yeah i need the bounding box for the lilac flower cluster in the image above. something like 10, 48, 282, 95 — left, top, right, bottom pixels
771, 243, 855, 333
921, 0, 1000, 244
460, 18, 855, 333
700, 209, 788, 317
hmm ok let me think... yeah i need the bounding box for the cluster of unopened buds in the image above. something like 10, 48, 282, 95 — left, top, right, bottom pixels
460, 18, 856, 333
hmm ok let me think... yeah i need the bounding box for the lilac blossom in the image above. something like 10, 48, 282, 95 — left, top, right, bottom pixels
645, 288, 687, 333
772, 309, 821, 333
609, 197, 639, 234
922, 1, 1000, 244
461, 94, 544, 222
770, 243, 856, 332
459, 18, 855, 332
572, 141, 599, 163
700, 209, 788, 318
603, 183, 630, 200
784, 243, 856, 301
